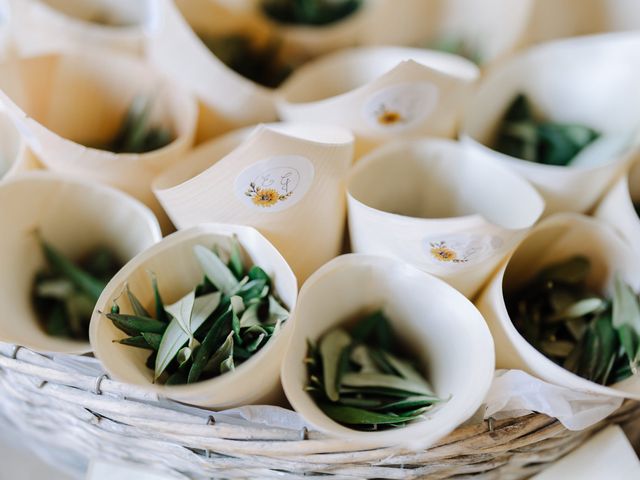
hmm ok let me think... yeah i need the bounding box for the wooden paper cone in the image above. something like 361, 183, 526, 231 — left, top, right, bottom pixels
361, 0, 533, 66
90, 223, 298, 408
0, 50, 198, 232
149, 0, 279, 141
476, 213, 640, 399
0, 172, 161, 354
0, 109, 32, 180
153, 123, 354, 282
462, 33, 640, 215
281, 254, 494, 448
525, 0, 640, 45
277, 46, 479, 157
10, 0, 158, 56
594, 156, 640, 259
347, 138, 544, 298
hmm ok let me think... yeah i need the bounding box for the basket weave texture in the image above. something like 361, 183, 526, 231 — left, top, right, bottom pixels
0, 342, 638, 479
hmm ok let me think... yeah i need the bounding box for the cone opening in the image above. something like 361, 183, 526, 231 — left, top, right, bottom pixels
464, 36, 640, 170
498, 214, 640, 397
37, 0, 153, 29
0, 53, 190, 156
348, 140, 543, 230
90, 226, 297, 400
283, 255, 494, 444
0, 173, 160, 354
280, 47, 478, 104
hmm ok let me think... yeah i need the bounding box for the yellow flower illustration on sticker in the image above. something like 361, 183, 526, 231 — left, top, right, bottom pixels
430, 241, 468, 263
245, 182, 292, 208
375, 104, 404, 126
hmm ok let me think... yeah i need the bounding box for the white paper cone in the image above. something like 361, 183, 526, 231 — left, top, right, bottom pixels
10, 0, 158, 56
153, 123, 354, 282
347, 138, 544, 298
462, 33, 640, 215
0, 0, 13, 61
476, 213, 640, 399
277, 46, 479, 157
0, 109, 31, 180
89, 223, 298, 409
594, 156, 640, 258
361, 0, 533, 66
281, 254, 494, 448
0, 172, 162, 354
525, 0, 640, 45
149, 0, 279, 141
0, 50, 198, 232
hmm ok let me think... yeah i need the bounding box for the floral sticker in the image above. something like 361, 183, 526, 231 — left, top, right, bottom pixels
235, 155, 315, 212
423, 234, 504, 267
362, 82, 439, 133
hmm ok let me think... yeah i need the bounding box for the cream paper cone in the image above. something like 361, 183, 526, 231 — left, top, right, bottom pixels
461, 33, 640, 216
476, 213, 640, 399
594, 156, 640, 259
10, 0, 158, 56
0, 172, 161, 355
149, 0, 280, 142
0, 50, 198, 232
0, 109, 32, 180
525, 0, 640, 45
281, 254, 494, 448
361, 0, 533, 66
347, 138, 545, 298
0, 0, 12, 61
153, 123, 354, 282
276, 46, 480, 157
89, 223, 298, 409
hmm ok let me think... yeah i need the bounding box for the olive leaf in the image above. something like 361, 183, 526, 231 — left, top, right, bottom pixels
340, 372, 433, 396
612, 275, 640, 372
194, 244, 239, 295
267, 295, 289, 324
319, 328, 352, 402
126, 284, 150, 318
154, 291, 221, 380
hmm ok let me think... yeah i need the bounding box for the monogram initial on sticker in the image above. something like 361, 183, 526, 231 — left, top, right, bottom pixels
363, 82, 439, 133
235, 155, 315, 212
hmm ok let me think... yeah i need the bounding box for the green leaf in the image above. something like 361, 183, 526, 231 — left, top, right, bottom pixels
380, 350, 434, 394
549, 297, 605, 322
193, 245, 239, 296
537, 256, 591, 285
350, 345, 380, 373
374, 395, 443, 412
155, 291, 220, 380
319, 328, 352, 402
318, 403, 409, 426
106, 313, 167, 336
612, 275, 640, 372
126, 284, 150, 318
39, 237, 106, 302
220, 353, 235, 374
36, 279, 74, 300
188, 310, 232, 383
149, 272, 170, 323
141, 332, 162, 350
340, 372, 433, 396
164, 290, 196, 336
267, 295, 289, 324
239, 303, 261, 328
540, 340, 575, 358
229, 236, 244, 280
204, 331, 234, 373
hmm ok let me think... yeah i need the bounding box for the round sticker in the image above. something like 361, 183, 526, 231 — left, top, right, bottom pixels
362, 82, 439, 133
422, 233, 504, 267
235, 155, 315, 212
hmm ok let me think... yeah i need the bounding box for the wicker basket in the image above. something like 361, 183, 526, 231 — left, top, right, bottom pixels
0, 341, 637, 480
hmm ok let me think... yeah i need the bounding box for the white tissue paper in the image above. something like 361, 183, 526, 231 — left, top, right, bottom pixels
484, 370, 623, 431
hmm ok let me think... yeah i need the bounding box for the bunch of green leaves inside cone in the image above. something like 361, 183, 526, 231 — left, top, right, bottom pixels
495, 93, 600, 167
508, 256, 640, 386
33, 234, 121, 341
103, 239, 289, 385
305, 311, 445, 431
